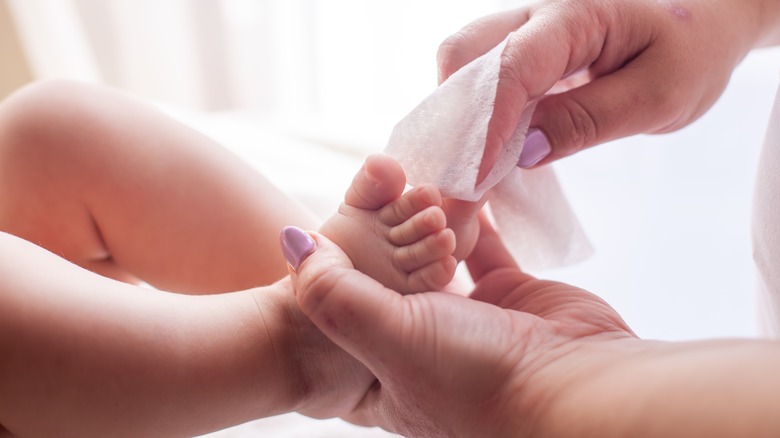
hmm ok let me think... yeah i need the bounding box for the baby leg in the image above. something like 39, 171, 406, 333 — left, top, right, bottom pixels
319, 155, 457, 294
0, 231, 371, 437
0, 80, 318, 293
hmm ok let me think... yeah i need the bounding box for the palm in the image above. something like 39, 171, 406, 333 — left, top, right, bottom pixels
295, 222, 639, 437
470, 266, 635, 340
343, 225, 637, 437
465, 212, 635, 341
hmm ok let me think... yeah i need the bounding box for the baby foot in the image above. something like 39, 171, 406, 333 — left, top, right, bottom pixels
319, 154, 457, 294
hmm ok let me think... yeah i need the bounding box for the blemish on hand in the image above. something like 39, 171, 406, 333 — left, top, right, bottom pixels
667, 3, 692, 22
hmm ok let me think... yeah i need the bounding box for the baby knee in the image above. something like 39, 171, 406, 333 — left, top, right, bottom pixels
0, 80, 73, 138
0, 79, 106, 157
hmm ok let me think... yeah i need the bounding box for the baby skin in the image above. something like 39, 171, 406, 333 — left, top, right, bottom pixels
319, 155, 487, 294
319, 154, 459, 294
0, 80, 480, 298
0, 153, 448, 436
0, 80, 477, 435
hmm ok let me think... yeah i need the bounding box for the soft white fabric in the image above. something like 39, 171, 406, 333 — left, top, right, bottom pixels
385, 38, 591, 270
753, 80, 780, 337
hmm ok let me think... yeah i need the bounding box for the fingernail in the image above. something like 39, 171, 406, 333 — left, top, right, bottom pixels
280, 226, 316, 271
518, 128, 551, 168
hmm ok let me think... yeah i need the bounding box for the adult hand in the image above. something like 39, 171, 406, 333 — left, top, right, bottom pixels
285, 217, 637, 437
438, 0, 780, 172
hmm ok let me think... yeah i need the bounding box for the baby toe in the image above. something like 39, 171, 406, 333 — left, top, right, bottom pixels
344, 154, 406, 211
388, 206, 446, 246
394, 228, 456, 272
379, 184, 442, 227
404, 256, 458, 293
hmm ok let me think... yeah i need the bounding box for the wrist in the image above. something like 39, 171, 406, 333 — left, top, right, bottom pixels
256, 279, 373, 419
532, 337, 780, 437
463, 333, 647, 438
246, 279, 312, 413
520, 336, 656, 438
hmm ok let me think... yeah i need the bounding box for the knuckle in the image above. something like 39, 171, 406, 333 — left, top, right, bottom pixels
497, 34, 533, 100
387, 225, 402, 244
299, 267, 350, 312
410, 243, 425, 267
406, 245, 421, 267
0, 80, 102, 156
559, 98, 599, 153
397, 227, 413, 246
650, 96, 683, 131
391, 201, 407, 223
391, 246, 406, 268
436, 31, 470, 78
498, 33, 525, 81
640, 83, 690, 133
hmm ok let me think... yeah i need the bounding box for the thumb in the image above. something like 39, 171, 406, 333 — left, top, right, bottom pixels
482, 9, 595, 175
528, 51, 702, 165
281, 227, 403, 376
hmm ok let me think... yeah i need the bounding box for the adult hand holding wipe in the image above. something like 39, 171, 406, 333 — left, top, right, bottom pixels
385, 38, 591, 270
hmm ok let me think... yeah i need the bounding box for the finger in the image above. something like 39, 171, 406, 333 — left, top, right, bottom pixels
290, 230, 404, 376
465, 214, 542, 308
437, 8, 531, 83
465, 212, 531, 283
486, 7, 614, 175
528, 48, 708, 165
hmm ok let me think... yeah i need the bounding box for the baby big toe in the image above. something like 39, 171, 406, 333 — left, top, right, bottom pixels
344, 154, 406, 211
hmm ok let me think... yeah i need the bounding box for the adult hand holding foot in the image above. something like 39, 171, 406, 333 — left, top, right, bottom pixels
438, 0, 780, 173
284, 219, 780, 438
283, 216, 635, 437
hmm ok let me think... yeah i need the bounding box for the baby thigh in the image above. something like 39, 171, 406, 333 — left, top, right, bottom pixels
0, 80, 317, 293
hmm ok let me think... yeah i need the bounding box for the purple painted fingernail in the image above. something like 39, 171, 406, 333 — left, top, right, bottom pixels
280, 226, 315, 271
518, 128, 551, 168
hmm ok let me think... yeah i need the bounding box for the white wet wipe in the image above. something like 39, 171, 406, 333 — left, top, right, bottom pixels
385, 38, 591, 270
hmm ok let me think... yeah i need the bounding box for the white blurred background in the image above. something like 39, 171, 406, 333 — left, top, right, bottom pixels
2, 0, 780, 436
